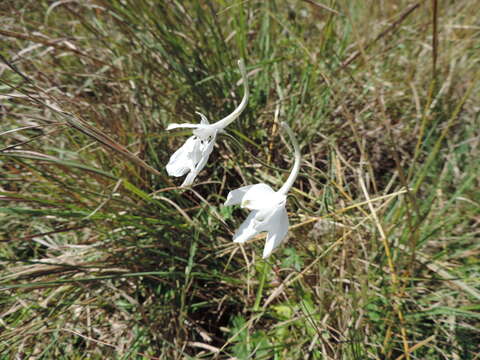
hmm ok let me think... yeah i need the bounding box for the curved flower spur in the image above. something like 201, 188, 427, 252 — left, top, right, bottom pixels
166, 59, 249, 187
224, 122, 301, 258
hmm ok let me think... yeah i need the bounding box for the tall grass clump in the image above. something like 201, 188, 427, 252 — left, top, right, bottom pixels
0, 0, 479, 358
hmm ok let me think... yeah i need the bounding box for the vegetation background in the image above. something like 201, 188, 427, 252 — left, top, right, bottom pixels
0, 0, 479, 358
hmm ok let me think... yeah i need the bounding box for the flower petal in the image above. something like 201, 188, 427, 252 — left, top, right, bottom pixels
181, 170, 198, 187
224, 185, 256, 206
166, 136, 200, 177
240, 184, 285, 210
195, 111, 209, 125
193, 125, 216, 139
233, 210, 260, 243
180, 133, 217, 187
261, 206, 289, 258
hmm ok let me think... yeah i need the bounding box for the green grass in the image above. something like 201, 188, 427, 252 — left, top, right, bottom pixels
1, 0, 479, 358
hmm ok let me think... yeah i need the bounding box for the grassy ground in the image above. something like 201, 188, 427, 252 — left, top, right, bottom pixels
1, 0, 479, 358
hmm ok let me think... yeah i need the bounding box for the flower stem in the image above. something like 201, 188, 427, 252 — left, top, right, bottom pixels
278, 122, 301, 195
212, 59, 249, 130
253, 260, 268, 311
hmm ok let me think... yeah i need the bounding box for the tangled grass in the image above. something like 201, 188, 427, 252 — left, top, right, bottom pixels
0, 0, 479, 358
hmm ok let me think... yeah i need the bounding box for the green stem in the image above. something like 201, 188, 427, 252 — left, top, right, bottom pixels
253, 261, 268, 311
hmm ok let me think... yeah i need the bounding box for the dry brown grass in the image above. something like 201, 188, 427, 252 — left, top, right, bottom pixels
0, 0, 479, 358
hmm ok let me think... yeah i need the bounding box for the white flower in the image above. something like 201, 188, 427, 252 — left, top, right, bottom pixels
224, 122, 301, 258
166, 60, 249, 187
